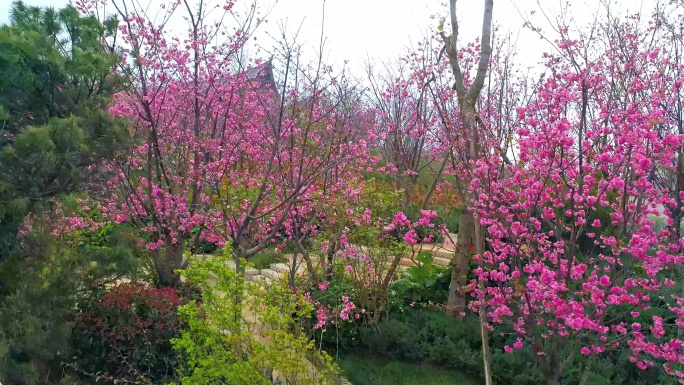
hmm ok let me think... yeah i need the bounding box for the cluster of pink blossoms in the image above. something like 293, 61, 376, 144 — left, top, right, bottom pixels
384, 210, 437, 246
308, 284, 362, 331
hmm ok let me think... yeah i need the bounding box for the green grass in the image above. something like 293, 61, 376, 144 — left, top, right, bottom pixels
338, 353, 478, 385
248, 250, 283, 270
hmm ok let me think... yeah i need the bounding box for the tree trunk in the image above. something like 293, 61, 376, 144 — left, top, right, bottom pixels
295, 240, 317, 286
474, 211, 494, 385
155, 237, 185, 287
0, 223, 19, 292
479, 306, 493, 385
446, 206, 474, 316
533, 341, 564, 385
397, 173, 415, 211
440, 0, 493, 318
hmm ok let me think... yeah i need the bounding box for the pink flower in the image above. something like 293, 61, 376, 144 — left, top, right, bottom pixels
403, 229, 419, 245
339, 301, 356, 321
581, 347, 591, 355
513, 338, 523, 349
318, 282, 329, 291
314, 308, 327, 329
393, 211, 411, 226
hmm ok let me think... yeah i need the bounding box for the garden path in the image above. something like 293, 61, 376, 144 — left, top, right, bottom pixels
192, 234, 457, 384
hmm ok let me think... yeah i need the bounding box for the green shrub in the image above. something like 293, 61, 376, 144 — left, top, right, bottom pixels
186, 227, 219, 255
172, 253, 338, 385
390, 252, 451, 306
309, 253, 451, 354
70, 282, 182, 384
321, 304, 678, 385
351, 309, 546, 384
249, 250, 280, 269
0, 255, 80, 385
0, 211, 145, 385
489, 347, 545, 385
357, 309, 482, 375
338, 352, 477, 385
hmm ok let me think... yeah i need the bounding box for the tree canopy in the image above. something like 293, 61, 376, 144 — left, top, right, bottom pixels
0, 1, 126, 259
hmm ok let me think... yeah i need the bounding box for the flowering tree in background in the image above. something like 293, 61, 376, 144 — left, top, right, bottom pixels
364, 48, 443, 211
78, 0, 269, 286
267, 77, 375, 284
77, 0, 373, 286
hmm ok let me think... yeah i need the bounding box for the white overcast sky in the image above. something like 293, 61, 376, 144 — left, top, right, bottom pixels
0, 0, 657, 76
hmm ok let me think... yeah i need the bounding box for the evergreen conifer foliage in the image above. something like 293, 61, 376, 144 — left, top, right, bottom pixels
0, 1, 126, 260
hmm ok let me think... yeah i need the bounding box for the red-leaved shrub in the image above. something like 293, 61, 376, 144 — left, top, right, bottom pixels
71, 282, 182, 384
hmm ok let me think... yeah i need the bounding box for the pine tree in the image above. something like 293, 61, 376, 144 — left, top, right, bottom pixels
0, 2, 127, 383
0, 1, 126, 260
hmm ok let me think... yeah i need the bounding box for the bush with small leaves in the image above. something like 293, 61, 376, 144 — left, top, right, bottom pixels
70, 282, 182, 384
171, 252, 338, 385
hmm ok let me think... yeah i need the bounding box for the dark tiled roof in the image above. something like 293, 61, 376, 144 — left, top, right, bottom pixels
246, 59, 279, 97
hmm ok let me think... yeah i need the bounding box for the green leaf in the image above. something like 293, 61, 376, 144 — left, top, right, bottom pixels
417, 251, 433, 265
390, 278, 412, 292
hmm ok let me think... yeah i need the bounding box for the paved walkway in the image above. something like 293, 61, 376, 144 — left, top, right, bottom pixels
248, 235, 457, 284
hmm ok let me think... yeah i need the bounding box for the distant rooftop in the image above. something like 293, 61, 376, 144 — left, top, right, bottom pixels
246, 59, 279, 97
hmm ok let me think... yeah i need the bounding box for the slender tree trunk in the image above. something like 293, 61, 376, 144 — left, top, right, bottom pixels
420, 154, 450, 210
155, 236, 186, 287
446, 205, 474, 316
546, 361, 563, 385
441, 0, 493, 316
474, 213, 493, 385
295, 240, 317, 285
324, 234, 340, 277
399, 174, 415, 210
479, 306, 493, 385
0, 223, 19, 264
533, 340, 564, 385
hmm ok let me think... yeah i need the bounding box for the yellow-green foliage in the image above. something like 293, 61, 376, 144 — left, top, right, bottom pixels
171, 252, 338, 385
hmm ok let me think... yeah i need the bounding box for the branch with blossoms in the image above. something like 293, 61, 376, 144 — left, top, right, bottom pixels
291, 209, 447, 362
205, 42, 373, 272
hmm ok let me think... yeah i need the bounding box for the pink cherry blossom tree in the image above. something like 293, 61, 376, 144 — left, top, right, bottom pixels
78, 0, 372, 286
209, 35, 373, 274
80, 0, 269, 286
364, 43, 445, 211
470, 2, 684, 383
